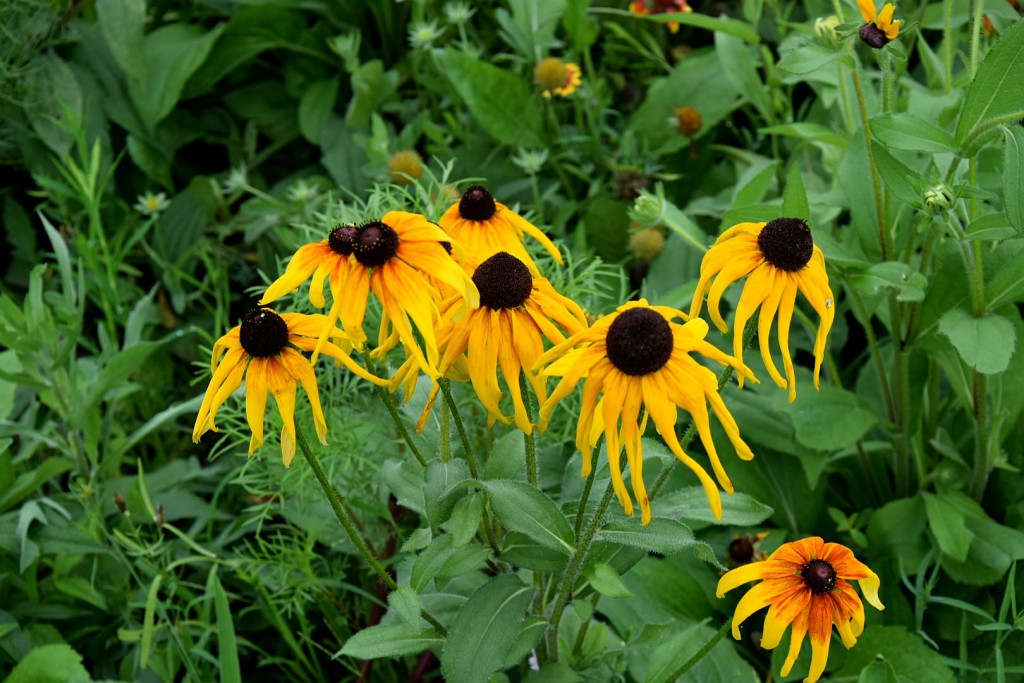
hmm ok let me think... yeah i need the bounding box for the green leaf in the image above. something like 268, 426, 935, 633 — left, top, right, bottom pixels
411, 534, 455, 592
731, 158, 777, 207
966, 212, 1017, 241
501, 616, 549, 669
938, 308, 1017, 374
943, 516, 1024, 585
654, 487, 774, 527
922, 492, 975, 562
154, 176, 217, 264
401, 527, 432, 553
130, 23, 224, 131
345, 60, 398, 130
485, 480, 575, 555
449, 492, 485, 547
338, 625, 443, 659
955, 19, 1024, 152
760, 123, 849, 149
715, 32, 772, 122
778, 42, 850, 77
848, 261, 928, 302
871, 113, 957, 153
484, 430, 525, 480
585, 563, 633, 599
790, 383, 878, 452
648, 11, 760, 43
0, 458, 74, 513
836, 627, 956, 683
437, 49, 541, 147
871, 141, 924, 208
96, 0, 147, 86
210, 572, 241, 683
1005, 126, 1024, 232
440, 575, 534, 683
389, 586, 423, 631
4, 644, 92, 683
29, 55, 83, 157
594, 518, 696, 555
298, 77, 339, 144
782, 162, 810, 220
986, 245, 1024, 309
857, 658, 900, 683
644, 621, 755, 683
499, 533, 569, 572
424, 459, 471, 531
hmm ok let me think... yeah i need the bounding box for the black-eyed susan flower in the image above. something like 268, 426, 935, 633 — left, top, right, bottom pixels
536, 300, 756, 524
534, 57, 582, 98
717, 537, 884, 683
262, 212, 478, 377
857, 1, 901, 48
438, 185, 563, 277
629, 0, 693, 33
426, 251, 587, 433
689, 218, 835, 403
192, 308, 387, 466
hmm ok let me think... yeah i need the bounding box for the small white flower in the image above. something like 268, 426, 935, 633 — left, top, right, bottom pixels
408, 20, 444, 50
510, 148, 549, 175
221, 163, 248, 194
134, 191, 170, 217
287, 179, 320, 202
444, 1, 475, 25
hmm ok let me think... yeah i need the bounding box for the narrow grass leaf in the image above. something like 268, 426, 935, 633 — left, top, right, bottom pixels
210, 572, 241, 683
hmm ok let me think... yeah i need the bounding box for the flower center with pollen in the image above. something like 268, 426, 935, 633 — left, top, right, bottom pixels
605, 308, 674, 376
473, 252, 533, 309
757, 217, 814, 272
352, 221, 400, 267
328, 224, 357, 255
459, 185, 497, 222
239, 308, 289, 358
801, 559, 837, 594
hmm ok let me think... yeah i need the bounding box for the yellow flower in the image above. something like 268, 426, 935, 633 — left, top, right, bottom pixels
689, 218, 835, 403
262, 212, 479, 378
717, 537, 884, 683
536, 300, 756, 524
629, 0, 693, 33
438, 185, 563, 277
534, 57, 582, 98
192, 309, 387, 466
427, 252, 587, 433
857, 1, 901, 47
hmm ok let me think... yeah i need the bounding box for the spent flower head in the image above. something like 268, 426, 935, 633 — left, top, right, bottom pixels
328, 31, 361, 72
443, 1, 475, 25
134, 191, 170, 217
286, 179, 320, 203
408, 20, 445, 50
221, 163, 248, 195
511, 148, 549, 175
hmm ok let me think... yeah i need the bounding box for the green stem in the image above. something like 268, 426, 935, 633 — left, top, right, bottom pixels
440, 400, 451, 463
850, 66, 890, 260
889, 292, 911, 497
439, 379, 480, 479
547, 481, 616, 662
521, 374, 539, 486
296, 428, 447, 635
845, 286, 896, 424
881, 49, 894, 114
573, 459, 598, 541
943, 0, 955, 92
662, 618, 733, 682
570, 592, 602, 658
376, 384, 427, 467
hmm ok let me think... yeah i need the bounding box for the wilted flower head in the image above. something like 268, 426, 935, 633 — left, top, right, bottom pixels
408, 20, 445, 50
388, 150, 425, 185
443, 1, 475, 25
674, 106, 702, 137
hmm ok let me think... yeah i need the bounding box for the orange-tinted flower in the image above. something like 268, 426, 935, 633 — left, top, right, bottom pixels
717, 537, 884, 683
629, 0, 693, 33
534, 57, 583, 98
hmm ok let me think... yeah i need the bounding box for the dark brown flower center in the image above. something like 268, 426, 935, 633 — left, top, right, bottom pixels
859, 23, 890, 48
473, 252, 533, 309
605, 308, 673, 376
802, 559, 837, 594
728, 537, 755, 565
328, 224, 357, 255
352, 221, 399, 267
459, 185, 497, 222
757, 217, 814, 272
239, 308, 289, 358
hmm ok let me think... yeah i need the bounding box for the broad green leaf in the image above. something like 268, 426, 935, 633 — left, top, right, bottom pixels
389, 586, 423, 631
484, 430, 525, 480
449, 492, 485, 547
955, 20, 1024, 152
987, 246, 1024, 309
922, 492, 975, 562
424, 459, 471, 531
782, 162, 810, 220
499, 532, 569, 572
943, 516, 1024, 585
761, 123, 849, 148
644, 621, 755, 683
848, 261, 928, 302
654, 487, 774, 527
778, 42, 850, 77
4, 644, 92, 683
96, 0, 147, 85
562, 0, 598, 50
647, 11, 760, 43
585, 563, 633, 599
594, 518, 696, 555
345, 60, 398, 130
210, 572, 241, 683
1005, 125, 1024, 232
437, 49, 541, 148
440, 575, 534, 683
75, 341, 163, 426
716, 32, 772, 122
0, 458, 74, 513
411, 534, 455, 591
338, 625, 443, 659
485, 480, 575, 555
437, 544, 490, 580
298, 77, 339, 144
731, 159, 778, 208
29, 54, 83, 157
938, 308, 1017, 374
501, 616, 549, 669
154, 176, 217, 264
871, 113, 957, 153
836, 627, 956, 683
871, 141, 924, 208
790, 383, 878, 452
130, 23, 225, 132
966, 212, 1017, 241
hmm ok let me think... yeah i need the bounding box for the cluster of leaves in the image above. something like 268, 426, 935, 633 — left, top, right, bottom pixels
2, 0, 1024, 681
